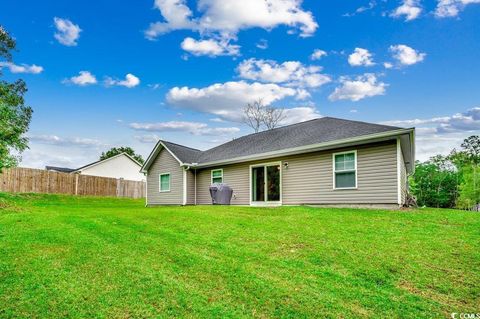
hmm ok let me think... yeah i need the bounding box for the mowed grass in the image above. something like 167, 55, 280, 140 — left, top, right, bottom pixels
0, 193, 479, 318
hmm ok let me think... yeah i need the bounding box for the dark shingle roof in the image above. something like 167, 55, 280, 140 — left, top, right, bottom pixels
161, 140, 202, 163
45, 166, 76, 173
161, 117, 403, 165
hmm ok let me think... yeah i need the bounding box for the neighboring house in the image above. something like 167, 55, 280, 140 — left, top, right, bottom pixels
45, 166, 76, 173
45, 153, 145, 181
141, 117, 415, 208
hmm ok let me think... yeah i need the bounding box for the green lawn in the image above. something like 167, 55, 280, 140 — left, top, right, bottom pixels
0, 193, 479, 318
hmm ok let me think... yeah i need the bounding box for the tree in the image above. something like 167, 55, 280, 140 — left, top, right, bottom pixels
0, 25, 33, 172
456, 164, 480, 210
243, 99, 285, 132
460, 135, 480, 164
100, 147, 144, 164
449, 136, 480, 209
409, 156, 459, 208
263, 105, 286, 130
243, 100, 264, 133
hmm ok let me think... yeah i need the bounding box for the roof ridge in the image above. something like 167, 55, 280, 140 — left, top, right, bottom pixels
161, 140, 203, 152
75, 152, 142, 171
322, 116, 403, 129
202, 117, 323, 153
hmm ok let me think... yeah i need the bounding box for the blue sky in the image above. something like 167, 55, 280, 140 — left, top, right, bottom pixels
1, 0, 479, 168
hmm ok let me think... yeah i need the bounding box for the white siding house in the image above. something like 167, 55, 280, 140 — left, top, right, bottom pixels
74, 153, 145, 181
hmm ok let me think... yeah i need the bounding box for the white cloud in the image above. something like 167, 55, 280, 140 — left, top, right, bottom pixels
134, 134, 162, 143
145, 0, 197, 39
148, 83, 162, 90
28, 134, 104, 147
19, 149, 77, 169
166, 80, 298, 121
237, 58, 331, 88
281, 106, 321, 125
389, 44, 426, 66
129, 121, 240, 136
105, 73, 140, 88
384, 62, 394, 69
329, 73, 387, 102
382, 107, 480, 161
145, 0, 318, 39
343, 1, 377, 16
19, 139, 107, 169
295, 88, 311, 100
391, 0, 422, 21
0, 62, 43, 74
310, 49, 327, 60
63, 71, 97, 86
53, 17, 81, 46
383, 107, 480, 134
181, 37, 240, 56
256, 39, 268, 50
382, 117, 451, 127
415, 133, 468, 161
348, 48, 375, 66
435, 0, 480, 17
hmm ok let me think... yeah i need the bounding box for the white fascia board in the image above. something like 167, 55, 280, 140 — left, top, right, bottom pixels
141, 140, 184, 173
410, 129, 416, 174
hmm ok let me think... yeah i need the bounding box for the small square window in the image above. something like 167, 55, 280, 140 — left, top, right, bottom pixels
211, 169, 223, 184
160, 173, 170, 192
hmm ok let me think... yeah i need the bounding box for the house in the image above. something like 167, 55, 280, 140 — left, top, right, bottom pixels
46, 153, 145, 181
141, 117, 415, 208
45, 166, 76, 173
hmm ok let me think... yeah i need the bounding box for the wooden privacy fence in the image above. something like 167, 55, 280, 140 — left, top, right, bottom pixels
0, 167, 145, 199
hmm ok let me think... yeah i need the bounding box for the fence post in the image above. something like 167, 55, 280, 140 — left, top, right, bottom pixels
45, 170, 49, 193
116, 178, 121, 197
75, 174, 79, 195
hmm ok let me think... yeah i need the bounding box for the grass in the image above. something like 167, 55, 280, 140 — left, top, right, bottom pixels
0, 193, 479, 318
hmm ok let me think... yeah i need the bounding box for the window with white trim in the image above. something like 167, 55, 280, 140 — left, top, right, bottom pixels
159, 173, 170, 192
211, 169, 223, 184
333, 151, 357, 189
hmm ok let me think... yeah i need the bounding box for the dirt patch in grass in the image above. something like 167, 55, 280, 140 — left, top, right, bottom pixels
0, 199, 24, 213
398, 280, 468, 310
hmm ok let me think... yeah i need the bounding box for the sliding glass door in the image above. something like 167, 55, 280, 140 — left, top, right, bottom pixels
251, 163, 281, 204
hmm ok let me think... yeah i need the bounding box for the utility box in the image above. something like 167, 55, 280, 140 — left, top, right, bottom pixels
209, 183, 233, 205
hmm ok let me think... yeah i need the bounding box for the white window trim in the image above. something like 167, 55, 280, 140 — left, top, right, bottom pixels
211, 168, 224, 184
332, 150, 358, 190
159, 172, 171, 192
249, 161, 282, 206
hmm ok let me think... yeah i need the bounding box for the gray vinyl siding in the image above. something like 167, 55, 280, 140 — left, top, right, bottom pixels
186, 170, 195, 205
196, 164, 252, 205
147, 148, 183, 205
195, 141, 399, 205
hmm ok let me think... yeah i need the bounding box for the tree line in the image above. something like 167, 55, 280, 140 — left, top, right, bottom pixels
410, 135, 480, 209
